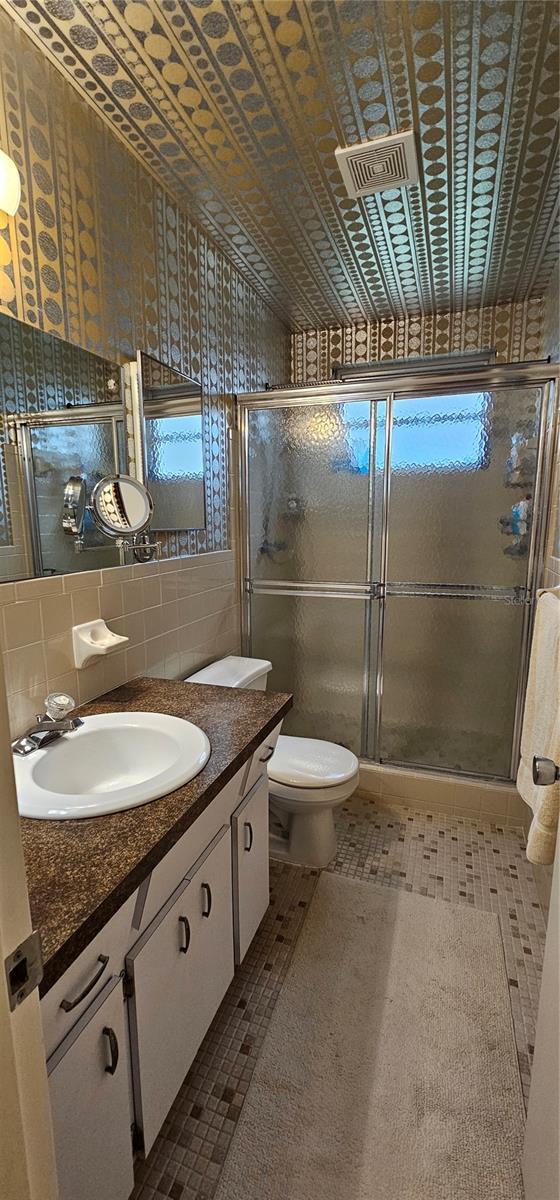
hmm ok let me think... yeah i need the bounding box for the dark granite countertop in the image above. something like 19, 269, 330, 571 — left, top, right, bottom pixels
20, 677, 292, 996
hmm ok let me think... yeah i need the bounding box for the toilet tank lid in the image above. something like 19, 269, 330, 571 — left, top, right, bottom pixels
186, 655, 272, 688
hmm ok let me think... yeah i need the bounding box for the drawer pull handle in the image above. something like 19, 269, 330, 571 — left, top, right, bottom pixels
178, 915, 191, 954
201, 882, 212, 918
244, 821, 254, 852
103, 1026, 119, 1076
259, 746, 275, 763
60, 954, 109, 1012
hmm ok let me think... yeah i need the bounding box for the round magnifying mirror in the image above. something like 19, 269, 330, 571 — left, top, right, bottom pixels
62, 476, 86, 536
90, 474, 153, 538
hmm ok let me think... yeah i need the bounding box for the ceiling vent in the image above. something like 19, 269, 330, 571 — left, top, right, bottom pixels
335, 131, 418, 198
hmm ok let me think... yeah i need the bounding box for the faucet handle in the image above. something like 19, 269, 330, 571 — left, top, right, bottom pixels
44, 692, 76, 721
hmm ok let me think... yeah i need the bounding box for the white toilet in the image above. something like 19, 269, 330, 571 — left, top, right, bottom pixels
186, 656, 359, 868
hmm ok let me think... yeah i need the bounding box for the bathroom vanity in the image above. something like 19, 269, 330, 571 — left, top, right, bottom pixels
20, 678, 291, 1200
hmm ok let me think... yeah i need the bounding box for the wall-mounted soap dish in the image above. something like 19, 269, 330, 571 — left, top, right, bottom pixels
72, 619, 129, 669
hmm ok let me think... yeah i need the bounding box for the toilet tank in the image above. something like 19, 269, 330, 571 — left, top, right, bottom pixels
186, 655, 272, 691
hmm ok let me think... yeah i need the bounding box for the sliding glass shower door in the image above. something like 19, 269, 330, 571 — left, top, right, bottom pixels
241, 372, 551, 780
379, 386, 542, 777
246, 400, 383, 754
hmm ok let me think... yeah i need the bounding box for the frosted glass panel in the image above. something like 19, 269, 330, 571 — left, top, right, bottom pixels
250, 592, 367, 754
30, 421, 119, 574
145, 412, 205, 530
380, 596, 524, 777
248, 402, 374, 582
387, 386, 542, 586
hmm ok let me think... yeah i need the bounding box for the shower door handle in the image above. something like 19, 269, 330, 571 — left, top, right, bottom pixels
532, 756, 560, 786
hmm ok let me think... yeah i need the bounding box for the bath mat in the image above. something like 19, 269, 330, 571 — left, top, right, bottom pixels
214, 874, 524, 1200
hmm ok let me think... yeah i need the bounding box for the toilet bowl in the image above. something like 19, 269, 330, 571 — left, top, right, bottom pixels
186, 656, 359, 868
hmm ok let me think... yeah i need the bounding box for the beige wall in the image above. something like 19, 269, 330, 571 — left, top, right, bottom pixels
0, 550, 239, 739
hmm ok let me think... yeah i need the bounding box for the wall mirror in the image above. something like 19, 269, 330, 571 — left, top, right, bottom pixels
0, 313, 206, 584
0, 310, 134, 581
90, 475, 153, 538
138, 352, 206, 534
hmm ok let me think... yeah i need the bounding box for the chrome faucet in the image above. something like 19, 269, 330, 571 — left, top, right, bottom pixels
12, 693, 83, 757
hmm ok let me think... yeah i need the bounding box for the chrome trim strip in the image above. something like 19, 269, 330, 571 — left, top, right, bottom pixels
239, 404, 251, 654
248, 584, 370, 601
385, 583, 530, 603
17, 423, 44, 577
334, 348, 497, 381
510, 378, 558, 776
236, 361, 559, 408
248, 578, 372, 596
110, 417, 121, 474
6, 403, 123, 427
246, 579, 528, 601
373, 393, 393, 761
361, 400, 377, 758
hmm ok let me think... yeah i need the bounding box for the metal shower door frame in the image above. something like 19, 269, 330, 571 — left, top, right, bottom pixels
9, 404, 124, 577
237, 362, 558, 781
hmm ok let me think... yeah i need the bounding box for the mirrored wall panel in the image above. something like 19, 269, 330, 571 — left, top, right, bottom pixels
0, 311, 124, 580
140, 353, 206, 534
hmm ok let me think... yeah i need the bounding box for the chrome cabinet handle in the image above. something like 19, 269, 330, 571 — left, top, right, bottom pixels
259, 745, 275, 763
60, 954, 109, 1012
178, 915, 191, 954
244, 821, 254, 852
532, 756, 560, 786
201, 883, 212, 918
103, 1026, 119, 1075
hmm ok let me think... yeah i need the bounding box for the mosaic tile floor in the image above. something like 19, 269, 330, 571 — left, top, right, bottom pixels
131, 794, 547, 1200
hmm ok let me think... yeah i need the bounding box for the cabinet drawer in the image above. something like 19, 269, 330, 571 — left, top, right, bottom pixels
242, 721, 282, 798
126, 825, 234, 1155
41, 890, 138, 1059
47, 975, 134, 1200
136, 765, 246, 935
232, 774, 270, 964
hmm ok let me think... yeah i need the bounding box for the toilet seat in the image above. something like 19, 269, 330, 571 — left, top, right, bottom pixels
268, 734, 359, 790
268, 774, 359, 807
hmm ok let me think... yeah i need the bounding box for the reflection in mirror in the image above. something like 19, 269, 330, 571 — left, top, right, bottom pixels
91, 475, 153, 537
0, 311, 126, 580
139, 352, 206, 532
62, 477, 86, 536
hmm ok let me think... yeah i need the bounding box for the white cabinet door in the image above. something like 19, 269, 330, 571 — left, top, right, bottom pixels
47, 975, 134, 1200
232, 774, 270, 964
127, 825, 234, 1155
242, 721, 282, 798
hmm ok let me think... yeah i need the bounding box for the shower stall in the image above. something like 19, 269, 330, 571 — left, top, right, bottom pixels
237, 361, 557, 782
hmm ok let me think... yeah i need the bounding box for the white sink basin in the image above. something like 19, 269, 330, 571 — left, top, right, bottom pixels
14, 712, 211, 820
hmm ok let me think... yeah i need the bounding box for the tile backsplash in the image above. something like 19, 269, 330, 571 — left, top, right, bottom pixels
0, 551, 239, 738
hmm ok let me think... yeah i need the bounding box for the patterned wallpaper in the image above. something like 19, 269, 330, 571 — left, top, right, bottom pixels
0, 10, 290, 556
0, 314, 120, 414
291, 297, 546, 383
3, 0, 558, 330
